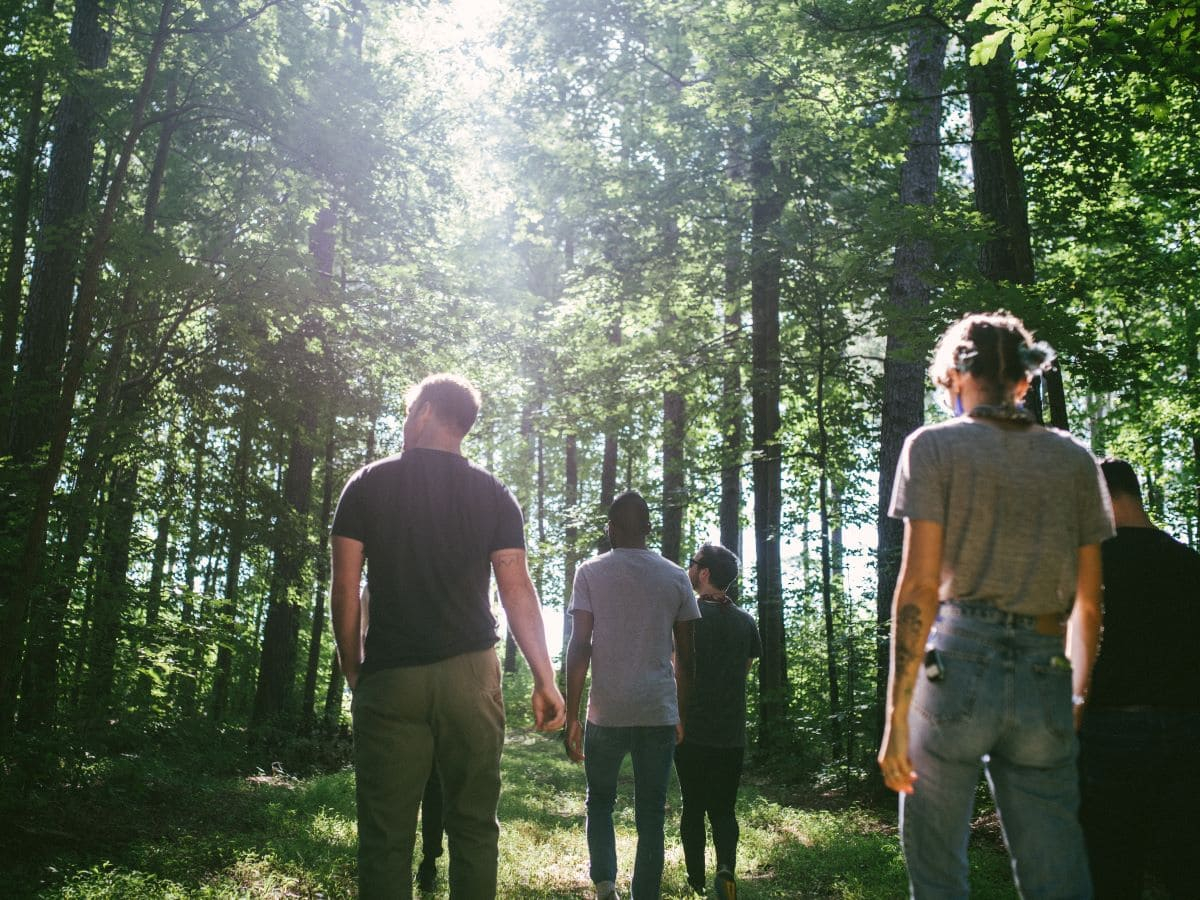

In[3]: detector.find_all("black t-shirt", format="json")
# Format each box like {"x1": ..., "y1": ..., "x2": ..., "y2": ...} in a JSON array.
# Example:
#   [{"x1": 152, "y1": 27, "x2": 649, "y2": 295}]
[
  {"x1": 331, "y1": 448, "x2": 525, "y2": 673},
  {"x1": 683, "y1": 600, "x2": 762, "y2": 748},
  {"x1": 1089, "y1": 527, "x2": 1200, "y2": 709}
]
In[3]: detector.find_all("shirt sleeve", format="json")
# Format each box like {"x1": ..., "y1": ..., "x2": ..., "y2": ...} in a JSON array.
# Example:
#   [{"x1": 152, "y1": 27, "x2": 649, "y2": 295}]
[
  {"x1": 568, "y1": 564, "x2": 591, "y2": 615},
  {"x1": 1077, "y1": 450, "x2": 1116, "y2": 547},
  {"x1": 330, "y1": 470, "x2": 368, "y2": 543},
  {"x1": 889, "y1": 427, "x2": 947, "y2": 524},
  {"x1": 747, "y1": 614, "x2": 762, "y2": 660},
  {"x1": 677, "y1": 574, "x2": 701, "y2": 622},
  {"x1": 489, "y1": 483, "x2": 527, "y2": 553}
]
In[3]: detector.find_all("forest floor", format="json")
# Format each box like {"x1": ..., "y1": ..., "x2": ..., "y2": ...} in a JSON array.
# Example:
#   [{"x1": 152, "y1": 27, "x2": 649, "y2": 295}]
[{"x1": 0, "y1": 722, "x2": 1022, "y2": 899}]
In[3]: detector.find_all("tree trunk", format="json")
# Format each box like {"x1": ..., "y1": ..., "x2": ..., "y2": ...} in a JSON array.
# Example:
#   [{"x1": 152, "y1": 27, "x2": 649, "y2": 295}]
[
  {"x1": 661, "y1": 390, "x2": 686, "y2": 564},
  {"x1": 748, "y1": 107, "x2": 787, "y2": 749},
  {"x1": 815, "y1": 322, "x2": 840, "y2": 757},
  {"x1": 134, "y1": 462, "x2": 175, "y2": 709},
  {"x1": 79, "y1": 464, "x2": 138, "y2": 726},
  {"x1": 560, "y1": 435, "x2": 578, "y2": 684},
  {"x1": 966, "y1": 32, "x2": 1069, "y2": 429},
  {"x1": 720, "y1": 128, "x2": 746, "y2": 564},
  {"x1": 876, "y1": 21, "x2": 949, "y2": 756},
  {"x1": 300, "y1": 434, "x2": 336, "y2": 732},
  {"x1": 0, "y1": 0, "x2": 57, "y2": 401},
  {"x1": 0, "y1": 0, "x2": 113, "y2": 740},
  {"x1": 210, "y1": 410, "x2": 253, "y2": 722}
]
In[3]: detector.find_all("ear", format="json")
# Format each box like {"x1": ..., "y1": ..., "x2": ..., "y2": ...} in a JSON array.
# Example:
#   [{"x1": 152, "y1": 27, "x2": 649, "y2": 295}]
[{"x1": 1013, "y1": 376, "x2": 1031, "y2": 404}]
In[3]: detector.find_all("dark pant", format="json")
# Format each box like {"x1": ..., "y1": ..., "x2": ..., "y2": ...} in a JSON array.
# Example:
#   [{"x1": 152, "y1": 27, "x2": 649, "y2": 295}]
[
  {"x1": 674, "y1": 741, "x2": 745, "y2": 885},
  {"x1": 352, "y1": 650, "x2": 505, "y2": 900},
  {"x1": 422, "y1": 764, "x2": 444, "y2": 861},
  {"x1": 1079, "y1": 707, "x2": 1200, "y2": 899}
]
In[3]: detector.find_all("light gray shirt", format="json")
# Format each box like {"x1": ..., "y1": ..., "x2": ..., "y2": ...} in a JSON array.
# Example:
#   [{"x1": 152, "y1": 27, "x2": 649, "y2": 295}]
[
  {"x1": 569, "y1": 548, "x2": 701, "y2": 727},
  {"x1": 890, "y1": 418, "x2": 1114, "y2": 616}
]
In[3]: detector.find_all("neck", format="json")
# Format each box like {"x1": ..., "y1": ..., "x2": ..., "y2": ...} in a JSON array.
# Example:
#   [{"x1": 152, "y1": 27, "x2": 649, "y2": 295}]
[
  {"x1": 1111, "y1": 494, "x2": 1155, "y2": 529},
  {"x1": 406, "y1": 430, "x2": 463, "y2": 455},
  {"x1": 610, "y1": 538, "x2": 647, "y2": 550}
]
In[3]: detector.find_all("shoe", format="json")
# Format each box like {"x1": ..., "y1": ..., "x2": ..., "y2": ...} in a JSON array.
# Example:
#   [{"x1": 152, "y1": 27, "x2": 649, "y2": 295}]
[
  {"x1": 595, "y1": 880, "x2": 621, "y2": 900},
  {"x1": 714, "y1": 868, "x2": 737, "y2": 900},
  {"x1": 416, "y1": 857, "x2": 437, "y2": 892}
]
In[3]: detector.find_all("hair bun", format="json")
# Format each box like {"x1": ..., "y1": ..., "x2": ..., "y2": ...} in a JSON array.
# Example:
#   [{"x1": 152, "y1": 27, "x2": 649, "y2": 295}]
[{"x1": 1017, "y1": 340, "x2": 1055, "y2": 374}]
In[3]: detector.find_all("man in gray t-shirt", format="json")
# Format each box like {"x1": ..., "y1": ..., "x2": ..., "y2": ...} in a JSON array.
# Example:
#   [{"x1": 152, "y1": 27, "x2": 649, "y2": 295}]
[{"x1": 565, "y1": 491, "x2": 700, "y2": 900}]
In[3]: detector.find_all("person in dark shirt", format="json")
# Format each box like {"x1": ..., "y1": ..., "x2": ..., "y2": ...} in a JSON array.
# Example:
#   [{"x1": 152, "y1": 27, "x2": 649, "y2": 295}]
[
  {"x1": 1079, "y1": 458, "x2": 1200, "y2": 899},
  {"x1": 674, "y1": 543, "x2": 761, "y2": 900},
  {"x1": 330, "y1": 373, "x2": 565, "y2": 899}
]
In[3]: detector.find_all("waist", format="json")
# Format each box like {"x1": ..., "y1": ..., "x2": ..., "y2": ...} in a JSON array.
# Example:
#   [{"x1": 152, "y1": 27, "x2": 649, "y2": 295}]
[{"x1": 939, "y1": 600, "x2": 1066, "y2": 637}]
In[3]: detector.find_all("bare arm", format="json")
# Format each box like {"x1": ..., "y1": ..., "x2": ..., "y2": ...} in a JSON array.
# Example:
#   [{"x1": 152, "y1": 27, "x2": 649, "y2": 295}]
[
  {"x1": 878, "y1": 518, "x2": 944, "y2": 795},
  {"x1": 1067, "y1": 543, "x2": 1103, "y2": 730},
  {"x1": 673, "y1": 619, "x2": 696, "y2": 745},
  {"x1": 491, "y1": 548, "x2": 566, "y2": 732},
  {"x1": 330, "y1": 535, "x2": 365, "y2": 690},
  {"x1": 564, "y1": 608, "x2": 594, "y2": 762}
]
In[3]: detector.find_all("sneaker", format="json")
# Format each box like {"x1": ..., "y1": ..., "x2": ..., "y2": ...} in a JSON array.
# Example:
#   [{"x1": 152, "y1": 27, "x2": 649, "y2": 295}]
[
  {"x1": 714, "y1": 868, "x2": 737, "y2": 900},
  {"x1": 595, "y1": 880, "x2": 621, "y2": 900},
  {"x1": 416, "y1": 857, "x2": 437, "y2": 892}
]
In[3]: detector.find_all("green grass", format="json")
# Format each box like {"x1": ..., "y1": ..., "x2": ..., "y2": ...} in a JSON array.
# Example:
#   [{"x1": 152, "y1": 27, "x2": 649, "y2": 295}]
[{"x1": 2, "y1": 675, "x2": 1020, "y2": 898}]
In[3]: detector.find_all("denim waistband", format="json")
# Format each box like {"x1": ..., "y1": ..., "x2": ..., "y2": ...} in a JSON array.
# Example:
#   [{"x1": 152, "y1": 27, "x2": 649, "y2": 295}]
[{"x1": 938, "y1": 600, "x2": 1065, "y2": 635}]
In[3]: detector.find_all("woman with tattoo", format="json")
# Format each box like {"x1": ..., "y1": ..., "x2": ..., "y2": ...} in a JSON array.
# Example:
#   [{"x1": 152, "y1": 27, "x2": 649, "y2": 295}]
[{"x1": 878, "y1": 312, "x2": 1113, "y2": 898}]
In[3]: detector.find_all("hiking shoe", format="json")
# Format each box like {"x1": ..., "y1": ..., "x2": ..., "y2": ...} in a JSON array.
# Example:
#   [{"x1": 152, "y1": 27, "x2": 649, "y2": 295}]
[
  {"x1": 714, "y1": 868, "x2": 737, "y2": 900},
  {"x1": 595, "y1": 880, "x2": 621, "y2": 900},
  {"x1": 416, "y1": 857, "x2": 437, "y2": 892}
]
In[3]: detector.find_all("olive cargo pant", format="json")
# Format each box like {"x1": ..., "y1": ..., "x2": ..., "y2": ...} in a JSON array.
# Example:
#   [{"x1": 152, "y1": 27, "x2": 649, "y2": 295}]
[{"x1": 352, "y1": 649, "x2": 505, "y2": 899}]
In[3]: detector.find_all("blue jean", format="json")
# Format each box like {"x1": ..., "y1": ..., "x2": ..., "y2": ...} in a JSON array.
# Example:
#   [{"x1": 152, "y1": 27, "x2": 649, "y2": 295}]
[
  {"x1": 900, "y1": 603, "x2": 1092, "y2": 900},
  {"x1": 584, "y1": 722, "x2": 677, "y2": 899},
  {"x1": 1079, "y1": 707, "x2": 1200, "y2": 899}
]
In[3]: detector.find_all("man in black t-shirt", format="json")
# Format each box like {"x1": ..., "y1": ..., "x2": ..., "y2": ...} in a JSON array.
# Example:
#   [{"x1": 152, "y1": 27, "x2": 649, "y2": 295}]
[
  {"x1": 330, "y1": 374, "x2": 564, "y2": 900},
  {"x1": 675, "y1": 543, "x2": 761, "y2": 899},
  {"x1": 1078, "y1": 458, "x2": 1200, "y2": 899}
]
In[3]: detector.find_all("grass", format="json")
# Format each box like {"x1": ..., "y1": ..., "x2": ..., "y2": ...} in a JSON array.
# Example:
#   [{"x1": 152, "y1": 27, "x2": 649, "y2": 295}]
[{"x1": 1, "y1": 674, "x2": 1021, "y2": 898}]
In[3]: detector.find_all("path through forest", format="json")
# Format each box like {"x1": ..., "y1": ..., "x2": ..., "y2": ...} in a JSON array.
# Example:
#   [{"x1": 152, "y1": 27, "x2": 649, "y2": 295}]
[{"x1": 3, "y1": 725, "x2": 1021, "y2": 898}]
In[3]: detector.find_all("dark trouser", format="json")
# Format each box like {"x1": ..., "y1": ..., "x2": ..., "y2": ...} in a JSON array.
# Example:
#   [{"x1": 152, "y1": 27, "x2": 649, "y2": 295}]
[
  {"x1": 422, "y1": 764, "x2": 444, "y2": 862},
  {"x1": 1079, "y1": 707, "x2": 1200, "y2": 900},
  {"x1": 351, "y1": 649, "x2": 505, "y2": 900},
  {"x1": 674, "y1": 741, "x2": 745, "y2": 885}
]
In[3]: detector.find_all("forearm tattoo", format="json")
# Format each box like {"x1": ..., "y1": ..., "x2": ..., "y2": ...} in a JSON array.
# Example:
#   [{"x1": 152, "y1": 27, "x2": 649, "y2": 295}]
[{"x1": 894, "y1": 604, "x2": 923, "y2": 701}]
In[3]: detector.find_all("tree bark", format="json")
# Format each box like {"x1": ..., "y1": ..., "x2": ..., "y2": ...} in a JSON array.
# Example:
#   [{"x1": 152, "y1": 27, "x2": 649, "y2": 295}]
[
  {"x1": 560, "y1": 434, "x2": 578, "y2": 683},
  {"x1": 748, "y1": 106, "x2": 787, "y2": 749},
  {"x1": 876, "y1": 20, "x2": 949, "y2": 756},
  {"x1": 300, "y1": 433, "x2": 336, "y2": 732},
  {"x1": 661, "y1": 389, "x2": 686, "y2": 564}
]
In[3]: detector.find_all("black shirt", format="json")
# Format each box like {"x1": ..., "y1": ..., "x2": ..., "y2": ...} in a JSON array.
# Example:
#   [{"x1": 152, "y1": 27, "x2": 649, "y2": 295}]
[
  {"x1": 331, "y1": 448, "x2": 525, "y2": 673},
  {"x1": 683, "y1": 600, "x2": 762, "y2": 748},
  {"x1": 1089, "y1": 527, "x2": 1200, "y2": 709}
]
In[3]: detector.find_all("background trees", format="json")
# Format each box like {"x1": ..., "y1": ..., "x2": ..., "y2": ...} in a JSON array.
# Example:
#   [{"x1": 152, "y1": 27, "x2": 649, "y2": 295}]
[{"x1": 0, "y1": 0, "x2": 1193, "y2": 784}]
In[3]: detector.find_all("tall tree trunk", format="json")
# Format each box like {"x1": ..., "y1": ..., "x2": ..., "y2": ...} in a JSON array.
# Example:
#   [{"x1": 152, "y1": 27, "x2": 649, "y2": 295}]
[
  {"x1": 1, "y1": 0, "x2": 176, "y2": 742},
  {"x1": 79, "y1": 464, "x2": 138, "y2": 726},
  {"x1": 0, "y1": 0, "x2": 57, "y2": 402},
  {"x1": 815, "y1": 321, "x2": 840, "y2": 757},
  {"x1": 0, "y1": 0, "x2": 113, "y2": 739},
  {"x1": 173, "y1": 428, "x2": 207, "y2": 714},
  {"x1": 134, "y1": 461, "x2": 175, "y2": 709},
  {"x1": 560, "y1": 435, "x2": 578, "y2": 684},
  {"x1": 966, "y1": 33, "x2": 1068, "y2": 429},
  {"x1": 301, "y1": 434, "x2": 336, "y2": 732},
  {"x1": 720, "y1": 128, "x2": 746, "y2": 564},
  {"x1": 876, "y1": 21, "x2": 949, "y2": 758},
  {"x1": 748, "y1": 107, "x2": 787, "y2": 749},
  {"x1": 210, "y1": 410, "x2": 253, "y2": 722},
  {"x1": 251, "y1": 408, "x2": 317, "y2": 730},
  {"x1": 661, "y1": 390, "x2": 686, "y2": 564}
]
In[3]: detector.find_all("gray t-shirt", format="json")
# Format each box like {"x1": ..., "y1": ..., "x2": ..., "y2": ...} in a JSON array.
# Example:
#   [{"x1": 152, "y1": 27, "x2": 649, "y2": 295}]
[
  {"x1": 569, "y1": 548, "x2": 701, "y2": 727},
  {"x1": 889, "y1": 418, "x2": 1114, "y2": 615}
]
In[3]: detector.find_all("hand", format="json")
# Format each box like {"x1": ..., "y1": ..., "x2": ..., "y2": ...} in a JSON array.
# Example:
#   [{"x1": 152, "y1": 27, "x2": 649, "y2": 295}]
[
  {"x1": 531, "y1": 682, "x2": 566, "y2": 732},
  {"x1": 675, "y1": 722, "x2": 684, "y2": 745},
  {"x1": 565, "y1": 719, "x2": 585, "y2": 762},
  {"x1": 878, "y1": 718, "x2": 917, "y2": 795}
]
